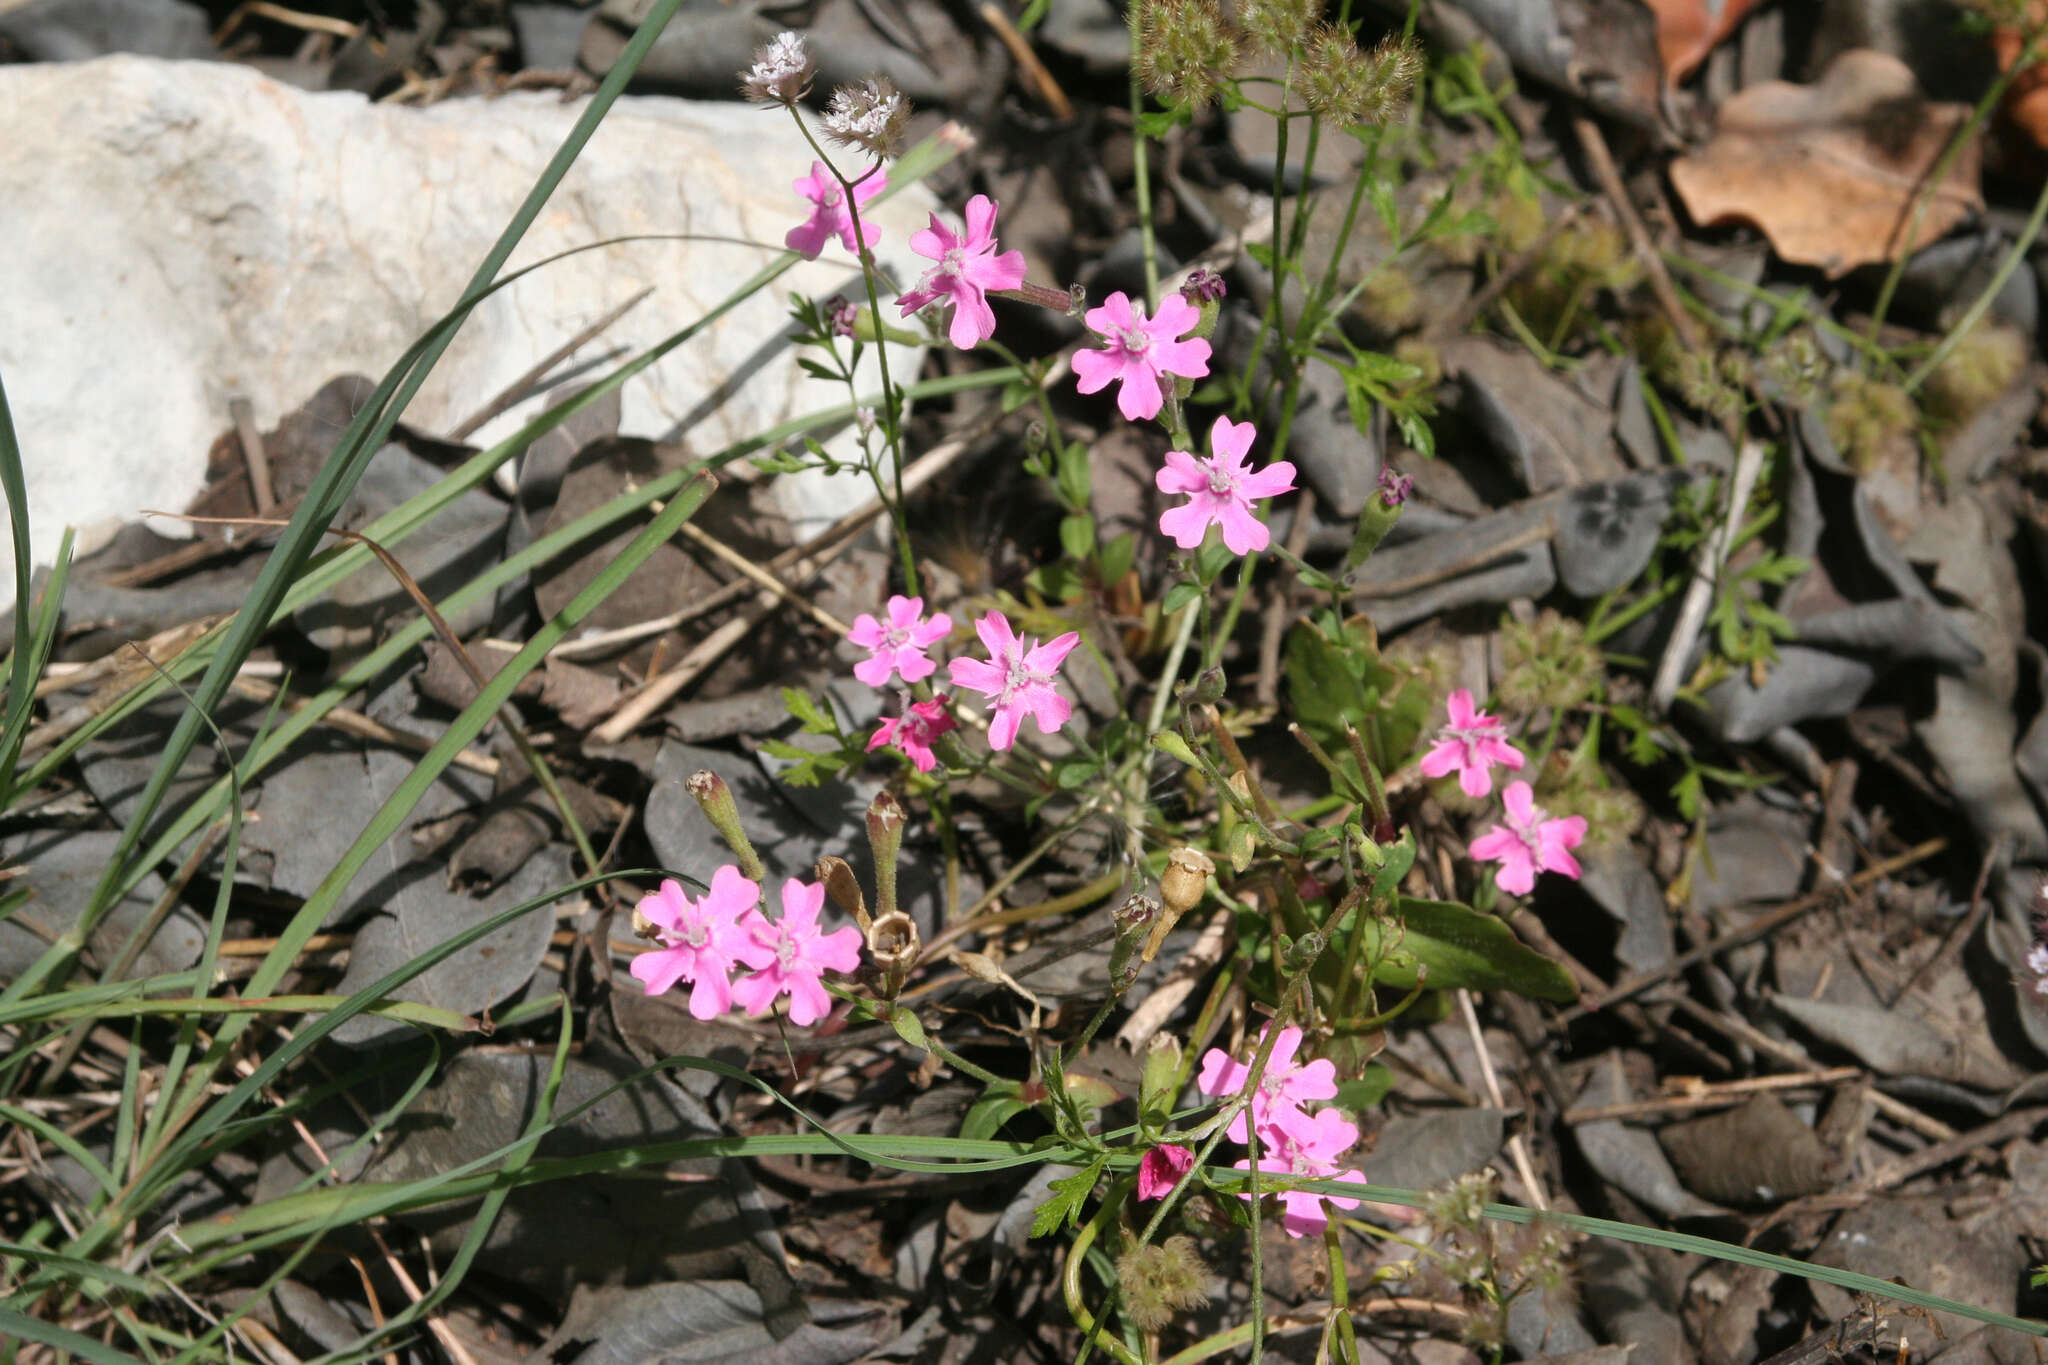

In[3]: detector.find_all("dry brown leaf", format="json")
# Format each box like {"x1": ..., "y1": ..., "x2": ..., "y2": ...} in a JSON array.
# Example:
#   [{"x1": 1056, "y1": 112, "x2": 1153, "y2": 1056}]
[
  {"x1": 1642, "y1": 0, "x2": 1762, "y2": 85},
  {"x1": 1994, "y1": 6, "x2": 2048, "y2": 153},
  {"x1": 1669, "y1": 50, "x2": 1983, "y2": 277}
]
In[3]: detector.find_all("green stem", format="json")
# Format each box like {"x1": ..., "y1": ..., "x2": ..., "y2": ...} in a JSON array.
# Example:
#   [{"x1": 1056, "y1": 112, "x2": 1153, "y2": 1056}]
[
  {"x1": 1131, "y1": 49, "x2": 1160, "y2": 309},
  {"x1": 1903, "y1": 162, "x2": 2048, "y2": 393},
  {"x1": 793, "y1": 122, "x2": 920, "y2": 597}
]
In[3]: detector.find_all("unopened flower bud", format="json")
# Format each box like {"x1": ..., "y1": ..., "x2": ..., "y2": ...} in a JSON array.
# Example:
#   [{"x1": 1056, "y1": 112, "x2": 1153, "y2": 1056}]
[
  {"x1": 739, "y1": 30, "x2": 814, "y2": 106},
  {"x1": 1108, "y1": 893, "x2": 1161, "y2": 993},
  {"x1": 686, "y1": 770, "x2": 764, "y2": 881},
  {"x1": 1345, "y1": 469, "x2": 1409, "y2": 569},
  {"x1": 866, "y1": 790, "x2": 905, "y2": 920},
  {"x1": 1282, "y1": 930, "x2": 1325, "y2": 974},
  {"x1": 815, "y1": 854, "x2": 869, "y2": 930},
  {"x1": 1180, "y1": 268, "x2": 1226, "y2": 305},
  {"x1": 824, "y1": 294, "x2": 858, "y2": 337}
]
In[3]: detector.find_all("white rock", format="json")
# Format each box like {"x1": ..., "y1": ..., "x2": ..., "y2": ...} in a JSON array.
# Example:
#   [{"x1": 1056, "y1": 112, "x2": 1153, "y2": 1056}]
[{"x1": 0, "y1": 55, "x2": 935, "y2": 609}]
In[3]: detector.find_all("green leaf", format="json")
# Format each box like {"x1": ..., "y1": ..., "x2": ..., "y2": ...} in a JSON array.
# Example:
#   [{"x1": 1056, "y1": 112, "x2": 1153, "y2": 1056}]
[
  {"x1": 1195, "y1": 538, "x2": 1237, "y2": 583},
  {"x1": 1097, "y1": 532, "x2": 1136, "y2": 586},
  {"x1": 750, "y1": 450, "x2": 811, "y2": 475},
  {"x1": 1031, "y1": 1156, "x2": 1107, "y2": 1237},
  {"x1": 1056, "y1": 758, "x2": 1099, "y2": 789},
  {"x1": 961, "y1": 1085, "x2": 1030, "y2": 1142},
  {"x1": 781, "y1": 687, "x2": 836, "y2": 735},
  {"x1": 1151, "y1": 730, "x2": 1200, "y2": 766},
  {"x1": 1332, "y1": 1063, "x2": 1395, "y2": 1112},
  {"x1": 1361, "y1": 898, "x2": 1579, "y2": 1003},
  {"x1": 1161, "y1": 581, "x2": 1202, "y2": 616},
  {"x1": 1369, "y1": 178, "x2": 1400, "y2": 239},
  {"x1": 890, "y1": 1008, "x2": 930, "y2": 1052},
  {"x1": 1060, "y1": 513, "x2": 1095, "y2": 561}
]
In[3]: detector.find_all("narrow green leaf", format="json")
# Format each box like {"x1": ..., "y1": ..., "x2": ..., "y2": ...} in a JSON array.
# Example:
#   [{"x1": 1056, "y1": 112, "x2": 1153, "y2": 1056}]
[{"x1": 1361, "y1": 897, "x2": 1579, "y2": 1003}]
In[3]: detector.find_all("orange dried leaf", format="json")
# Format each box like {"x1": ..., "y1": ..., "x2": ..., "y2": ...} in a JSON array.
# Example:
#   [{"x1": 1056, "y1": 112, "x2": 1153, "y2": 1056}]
[
  {"x1": 1669, "y1": 50, "x2": 1983, "y2": 277},
  {"x1": 1643, "y1": 0, "x2": 1763, "y2": 85}
]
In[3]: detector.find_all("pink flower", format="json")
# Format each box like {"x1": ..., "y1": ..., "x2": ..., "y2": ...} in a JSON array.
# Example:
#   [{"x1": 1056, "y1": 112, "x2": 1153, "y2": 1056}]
[
  {"x1": 1137, "y1": 1143, "x2": 1196, "y2": 1201},
  {"x1": 847, "y1": 595, "x2": 952, "y2": 687},
  {"x1": 868, "y1": 696, "x2": 957, "y2": 772},
  {"x1": 1417, "y1": 689, "x2": 1525, "y2": 798},
  {"x1": 1155, "y1": 416, "x2": 1297, "y2": 555},
  {"x1": 1072, "y1": 291, "x2": 1212, "y2": 423},
  {"x1": 1195, "y1": 1024, "x2": 1338, "y2": 1145},
  {"x1": 1233, "y1": 1107, "x2": 1365, "y2": 1239},
  {"x1": 2027, "y1": 943, "x2": 2048, "y2": 998},
  {"x1": 786, "y1": 162, "x2": 886, "y2": 260},
  {"x1": 729, "y1": 877, "x2": 865, "y2": 1026},
  {"x1": 895, "y1": 194, "x2": 1027, "y2": 350},
  {"x1": 1469, "y1": 781, "x2": 1587, "y2": 896},
  {"x1": 945, "y1": 611, "x2": 1080, "y2": 751},
  {"x1": 631, "y1": 866, "x2": 773, "y2": 1020}
]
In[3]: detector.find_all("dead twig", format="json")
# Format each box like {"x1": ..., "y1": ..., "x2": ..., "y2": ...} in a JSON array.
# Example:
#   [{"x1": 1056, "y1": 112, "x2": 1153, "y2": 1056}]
[
  {"x1": 977, "y1": 1, "x2": 1072, "y2": 120},
  {"x1": 229, "y1": 397, "x2": 276, "y2": 514},
  {"x1": 1571, "y1": 113, "x2": 1703, "y2": 351},
  {"x1": 1650, "y1": 437, "x2": 1764, "y2": 712},
  {"x1": 1562, "y1": 1066, "x2": 1864, "y2": 1125}
]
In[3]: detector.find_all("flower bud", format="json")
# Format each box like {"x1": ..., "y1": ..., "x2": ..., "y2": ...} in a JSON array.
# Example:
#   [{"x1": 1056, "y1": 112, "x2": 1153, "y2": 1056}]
[
  {"x1": 1139, "y1": 1033, "x2": 1182, "y2": 1128},
  {"x1": 815, "y1": 854, "x2": 869, "y2": 930},
  {"x1": 1108, "y1": 893, "x2": 1161, "y2": 993},
  {"x1": 824, "y1": 294, "x2": 858, "y2": 337},
  {"x1": 866, "y1": 790, "x2": 905, "y2": 921},
  {"x1": 1282, "y1": 930, "x2": 1325, "y2": 974},
  {"x1": 686, "y1": 770, "x2": 764, "y2": 881},
  {"x1": 1345, "y1": 467, "x2": 1410, "y2": 570}
]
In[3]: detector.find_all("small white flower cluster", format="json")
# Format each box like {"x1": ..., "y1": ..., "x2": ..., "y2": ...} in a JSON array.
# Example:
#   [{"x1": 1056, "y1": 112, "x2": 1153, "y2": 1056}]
[
  {"x1": 741, "y1": 30, "x2": 814, "y2": 106},
  {"x1": 823, "y1": 77, "x2": 910, "y2": 158}
]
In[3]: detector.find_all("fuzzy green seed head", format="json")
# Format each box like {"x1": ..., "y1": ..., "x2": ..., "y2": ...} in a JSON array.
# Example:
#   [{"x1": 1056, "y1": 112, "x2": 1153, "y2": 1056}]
[
  {"x1": 1826, "y1": 370, "x2": 1917, "y2": 474},
  {"x1": 1496, "y1": 609, "x2": 1603, "y2": 715},
  {"x1": 1117, "y1": 1235, "x2": 1211, "y2": 1332},
  {"x1": 1759, "y1": 329, "x2": 1827, "y2": 408},
  {"x1": 1393, "y1": 336, "x2": 1443, "y2": 393},
  {"x1": 1133, "y1": 0, "x2": 1242, "y2": 109},
  {"x1": 1536, "y1": 779, "x2": 1644, "y2": 848},
  {"x1": 1924, "y1": 321, "x2": 2028, "y2": 425},
  {"x1": 1491, "y1": 189, "x2": 1547, "y2": 255},
  {"x1": 1299, "y1": 29, "x2": 1422, "y2": 126},
  {"x1": 1356, "y1": 265, "x2": 1421, "y2": 334},
  {"x1": 1237, "y1": 0, "x2": 1315, "y2": 55}
]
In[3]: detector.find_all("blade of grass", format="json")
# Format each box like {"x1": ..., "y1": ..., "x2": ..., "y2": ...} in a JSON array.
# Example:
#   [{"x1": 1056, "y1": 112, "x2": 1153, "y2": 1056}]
[
  {"x1": 0, "y1": 1308, "x2": 149, "y2": 1365},
  {"x1": 16, "y1": 0, "x2": 704, "y2": 1011},
  {"x1": 109, "y1": 473, "x2": 716, "y2": 1242},
  {"x1": 0, "y1": 372, "x2": 37, "y2": 809}
]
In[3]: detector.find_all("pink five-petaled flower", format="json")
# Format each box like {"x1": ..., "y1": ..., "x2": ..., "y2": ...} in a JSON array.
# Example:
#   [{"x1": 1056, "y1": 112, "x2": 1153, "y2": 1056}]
[
  {"x1": 847, "y1": 595, "x2": 952, "y2": 687},
  {"x1": 946, "y1": 611, "x2": 1079, "y2": 751},
  {"x1": 631, "y1": 865, "x2": 772, "y2": 1020},
  {"x1": 1417, "y1": 688, "x2": 1525, "y2": 798},
  {"x1": 1195, "y1": 1024, "x2": 1339, "y2": 1146},
  {"x1": 868, "y1": 696, "x2": 957, "y2": 773},
  {"x1": 1072, "y1": 291, "x2": 1212, "y2": 423},
  {"x1": 1469, "y1": 780, "x2": 1588, "y2": 896},
  {"x1": 1156, "y1": 416, "x2": 1297, "y2": 556},
  {"x1": 1137, "y1": 1143, "x2": 1197, "y2": 1201},
  {"x1": 785, "y1": 162, "x2": 886, "y2": 260},
  {"x1": 729, "y1": 877, "x2": 864, "y2": 1027},
  {"x1": 1233, "y1": 1107, "x2": 1365, "y2": 1240},
  {"x1": 895, "y1": 194, "x2": 1027, "y2": 350}
]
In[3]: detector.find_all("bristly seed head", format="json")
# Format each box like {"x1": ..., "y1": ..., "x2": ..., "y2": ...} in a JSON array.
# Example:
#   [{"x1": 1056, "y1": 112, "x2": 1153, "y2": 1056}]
[
  {"x1": 740, "y1": 30, "x2": 814, "y2": 106},
  {"x1": 1237, "y1": 0, "x2": 1315, "y2": 54},
  {"x1": 1132, "y1": 0, "x2": 1241, "y2": 110},
  {"x1": 1299, "y1": 28, "x2": 1422, "y2": 127},
  {"x1": 823, "y1": 77, "x2": 911, "y2": 159}
]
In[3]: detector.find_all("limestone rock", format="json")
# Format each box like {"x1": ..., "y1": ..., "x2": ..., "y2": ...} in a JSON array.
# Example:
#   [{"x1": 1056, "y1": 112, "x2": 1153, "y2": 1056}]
[{"x1": 0, "y1": 55, "x2": 934, "y2": 607}]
